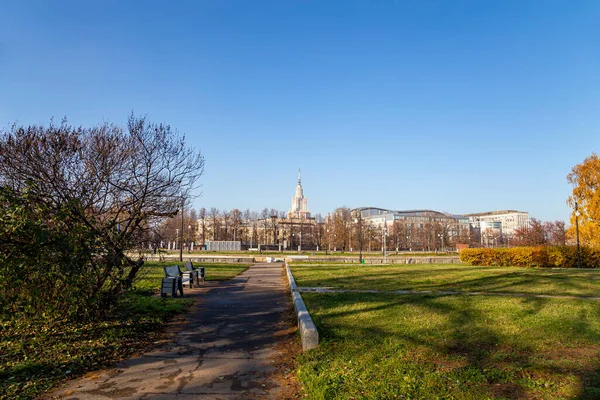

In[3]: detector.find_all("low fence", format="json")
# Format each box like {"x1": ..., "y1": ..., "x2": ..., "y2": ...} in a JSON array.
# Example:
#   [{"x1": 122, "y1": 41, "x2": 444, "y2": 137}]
[
  {"x1": 206, "y1": 241, "x2": 241, "y2": 251},
  {"x1": 191, "y1": 257, "x2": 255, "y2": 263}
]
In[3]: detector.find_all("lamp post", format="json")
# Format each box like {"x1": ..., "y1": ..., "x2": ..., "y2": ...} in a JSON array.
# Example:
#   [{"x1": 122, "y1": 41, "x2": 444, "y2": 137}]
[
  {"x1": 354, "y1": 216, "x2": 363, "y2": 264},
  {"x1": 575, "y1": 201, "x2": 582, "y2": 269},
  {"x1": 179, "y1": 198, "x2": 184, "y2": 262}
]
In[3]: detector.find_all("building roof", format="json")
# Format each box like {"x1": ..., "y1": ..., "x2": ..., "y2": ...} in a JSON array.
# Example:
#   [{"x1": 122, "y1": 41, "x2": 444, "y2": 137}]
[
  {"x1": 464, "y1": 210, "x2": 526, "y2": 217},
  {"x1": 352, "y1": 207, "x2": 451, "y2": 219}
]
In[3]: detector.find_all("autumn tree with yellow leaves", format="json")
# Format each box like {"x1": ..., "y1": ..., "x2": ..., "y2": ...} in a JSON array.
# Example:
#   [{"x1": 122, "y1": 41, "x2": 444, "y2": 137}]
[{"x1": 567, "y1": 153, "x2": 600, "y2": 247}]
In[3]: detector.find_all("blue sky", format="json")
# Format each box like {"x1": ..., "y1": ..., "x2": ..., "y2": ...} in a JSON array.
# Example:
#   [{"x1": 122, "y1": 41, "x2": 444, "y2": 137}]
[{"x1": 1, "y1": 1, "x2": 598, "y2": 222}]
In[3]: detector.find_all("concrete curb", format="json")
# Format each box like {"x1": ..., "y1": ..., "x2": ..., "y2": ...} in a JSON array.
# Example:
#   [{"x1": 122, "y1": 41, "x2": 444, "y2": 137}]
[{"x1": 285, "y1": 262, "x2": 319, "y2": 351}]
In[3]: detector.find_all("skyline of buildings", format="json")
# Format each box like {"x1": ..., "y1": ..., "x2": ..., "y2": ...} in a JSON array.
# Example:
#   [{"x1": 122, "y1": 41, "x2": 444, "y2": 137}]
[
  {"x1": 286, "y1": 171, "x2": 531, "y2": 238},
  {"x1": 179, "y1": 172, "x2": 535, "y2": 251}
]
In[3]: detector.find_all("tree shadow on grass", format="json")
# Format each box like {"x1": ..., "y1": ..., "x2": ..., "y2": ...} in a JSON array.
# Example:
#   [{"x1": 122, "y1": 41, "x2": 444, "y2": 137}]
[
  {"x1": 293, "y1": 264, "x2": 600, "y2": 296},
  {"x1": 302, "y1": 292, "x2": 600, "y2": 399},
  {"x1": 296, "y1": 268, "x2": 600, "y2": 297}
]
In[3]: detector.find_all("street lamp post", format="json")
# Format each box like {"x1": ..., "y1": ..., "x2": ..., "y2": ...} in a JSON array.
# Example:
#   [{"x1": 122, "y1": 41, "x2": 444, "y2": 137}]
[
  {"x1": 575, "y1": 202, "x2": 582, "y2": 269},
  {"x1": 437, "y1": 233, "x2": 444, "y2": 252},
  {"x1": 188, "y1": 224, "x2": 191, "y2": 253},
  {"x1": 354, "y1": 216, "x2": 363, "y2": 264},
  {"x1": 179, "y1": 198, "x2": 184, "y2": 262}
]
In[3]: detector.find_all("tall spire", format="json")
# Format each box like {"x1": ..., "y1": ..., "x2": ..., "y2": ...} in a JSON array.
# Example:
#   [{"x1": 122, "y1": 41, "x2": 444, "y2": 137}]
[{"x1": 289, "y1": 168, "x2": 310, "y2": 219}]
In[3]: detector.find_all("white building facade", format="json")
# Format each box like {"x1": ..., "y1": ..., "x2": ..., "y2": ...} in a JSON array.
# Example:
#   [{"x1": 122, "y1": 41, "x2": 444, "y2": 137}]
[{"x1": 466, "y1": 210, "x2": 529, "y2": 237}]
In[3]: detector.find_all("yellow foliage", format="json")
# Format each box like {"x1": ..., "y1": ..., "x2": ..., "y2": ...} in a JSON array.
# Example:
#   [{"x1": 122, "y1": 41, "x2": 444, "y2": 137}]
[
  {"x1": 567, "y1": 153, "x2": 600, "y2": 248},
  {"x1": 459, "y1": 246, "x2": 600, "y2": 268}
]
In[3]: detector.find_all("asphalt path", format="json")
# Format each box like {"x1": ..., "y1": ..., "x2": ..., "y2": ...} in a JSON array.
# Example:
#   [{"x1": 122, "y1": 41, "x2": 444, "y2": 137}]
[{"x1": 48, "y1": 262, "x2": 295, "y2": 400}]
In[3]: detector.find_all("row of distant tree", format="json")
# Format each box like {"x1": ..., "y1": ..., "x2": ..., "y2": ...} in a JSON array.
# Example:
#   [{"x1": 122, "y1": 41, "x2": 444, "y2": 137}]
[
  {"x1": 511, "y1": 219, "x2": 566, "y2": 247},
  {"x1": 156, "y1": 206, "x2": 569, "y2": 252}
]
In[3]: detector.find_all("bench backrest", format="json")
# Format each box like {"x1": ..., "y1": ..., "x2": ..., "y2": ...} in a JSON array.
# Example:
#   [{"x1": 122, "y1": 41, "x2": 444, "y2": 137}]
[
  {"x1": 184, "y1": 261, "x2": 194, "y2": 271},
  {"x1": 164, "y1": 265, "x2": 182, "y2": 277}
]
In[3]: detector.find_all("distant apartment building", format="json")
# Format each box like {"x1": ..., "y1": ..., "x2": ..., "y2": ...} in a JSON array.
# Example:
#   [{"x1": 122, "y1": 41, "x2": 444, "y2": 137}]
[
  {"x1": 355, "y1": 207, "x2": 463, "y2": 229},
  {"x1": 465, "y1": 210, "x2": 529, "y2": 238},
  {"x1": 352, "y1": 208, "x2": 529, "y2": 249},
  {"x1": 352, "y1": 207, "x2": 471, "y2": 250}
]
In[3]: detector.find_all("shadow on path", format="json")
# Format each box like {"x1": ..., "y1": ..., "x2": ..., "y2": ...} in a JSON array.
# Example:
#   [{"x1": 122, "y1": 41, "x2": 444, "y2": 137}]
[{"x1": 48, "y1": 262, "x2": 300, "y2": 400}]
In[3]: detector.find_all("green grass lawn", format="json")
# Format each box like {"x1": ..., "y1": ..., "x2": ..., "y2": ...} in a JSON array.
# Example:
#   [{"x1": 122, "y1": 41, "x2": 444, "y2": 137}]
[
  {"x1": 293, "y1": 264, "x2": 600, "y2": 399},
  {"x1": 0, "y1": 261, "x2": 250, "y2": 400},
  {"x1": 290, "y1": 263, "x2": 600, "y2": 297},
  {"x1": 299, "y1": 293, "x2": 600, "y2": 399}
]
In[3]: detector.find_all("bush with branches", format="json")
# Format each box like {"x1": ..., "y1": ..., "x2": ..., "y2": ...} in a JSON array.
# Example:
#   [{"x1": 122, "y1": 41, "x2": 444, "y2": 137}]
[{"x1": 0, "y1": 115, "x2": 204, "y2": 320}]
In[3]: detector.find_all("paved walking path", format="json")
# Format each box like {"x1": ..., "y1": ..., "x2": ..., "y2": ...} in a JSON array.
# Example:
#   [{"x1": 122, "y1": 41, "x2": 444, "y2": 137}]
[{"x1": 49, "y1": 262, "x2": 296, "y2": 400}]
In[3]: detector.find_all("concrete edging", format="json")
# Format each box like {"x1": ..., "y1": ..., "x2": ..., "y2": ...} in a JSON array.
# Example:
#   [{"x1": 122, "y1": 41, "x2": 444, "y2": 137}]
[{"x1": 285, "y1": 262, "x2": 319, "y2": 351}]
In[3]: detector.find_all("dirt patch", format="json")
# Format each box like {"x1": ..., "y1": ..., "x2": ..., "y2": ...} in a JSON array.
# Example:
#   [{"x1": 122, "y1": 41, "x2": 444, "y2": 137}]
[
  {"x1": 270, "y1": 306, "x2": 304, "y2": 399},
  {"x1": 544, "y1": 345, "x2": 600, "y2": 364},
  {"x1": 433, "y1": 358, "x2": 469, "y2": 372},
  {"x1": 489, "y1": 383, "x2": 532, "y2": 400}
]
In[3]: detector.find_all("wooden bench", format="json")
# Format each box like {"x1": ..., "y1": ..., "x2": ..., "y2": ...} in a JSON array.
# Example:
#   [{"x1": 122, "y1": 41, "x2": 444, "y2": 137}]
[{"x1": 184, "y1": 261, "x2": 205, "y2": 287}]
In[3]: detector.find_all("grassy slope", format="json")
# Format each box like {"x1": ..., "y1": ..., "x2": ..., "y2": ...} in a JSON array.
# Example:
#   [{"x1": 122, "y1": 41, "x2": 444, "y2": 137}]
[
  {"x1": 0, "y1": 262, "x2": 250, "y2": 400},
  {"x1": 293, "y1": 264, "x2": 600, "y2": 399}
]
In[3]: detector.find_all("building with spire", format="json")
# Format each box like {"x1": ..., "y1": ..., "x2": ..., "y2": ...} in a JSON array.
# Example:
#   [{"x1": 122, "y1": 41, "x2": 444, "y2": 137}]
[{"x1": 288, "y1": 169, "x2": 311, "y2": 220}]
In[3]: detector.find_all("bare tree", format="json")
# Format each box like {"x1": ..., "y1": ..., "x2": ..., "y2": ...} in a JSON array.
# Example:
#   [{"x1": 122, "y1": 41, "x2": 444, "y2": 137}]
[
  {"x1": 242, "y1": 208, "x2": 251, "y2": 245},
  {"x1": 261, "y1": 208, "x2": 270, "y2": 245},
  {"x1": 209, "y1": 208, "x2": 220, "y2": 241},
  {"x1": 331, "y1": 207, "x2": 351, "y2": 251},
  {"x1": 550, "y1": 221, "x2": 567, "y2": 245},
  {"x1": 513, "y1": 218, "x2": 546, "y2": 246},
  {"x1": 0, "y1": 114, "x2": 204, "y2": 317},
  {"x1": 231, "y1": 208, "x2": 242, "y2": 241},
  {"x1": 199, "y1": 207, "x2": 207, "y2": 247},
  {"x1": 222, "y1": 210, "x2": 231, "y2": 241}
]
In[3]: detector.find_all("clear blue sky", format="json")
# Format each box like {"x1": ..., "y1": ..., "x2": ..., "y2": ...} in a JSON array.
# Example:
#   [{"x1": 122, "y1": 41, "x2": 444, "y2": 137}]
[{"x1": 1, "y1": 1, "x2": 598, "y2": 222}]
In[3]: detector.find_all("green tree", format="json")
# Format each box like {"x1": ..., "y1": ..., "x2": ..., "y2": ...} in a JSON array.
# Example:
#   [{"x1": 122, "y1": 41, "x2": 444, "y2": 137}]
[{"x1": 567, "y1": 153, "x2": 600, "y2": 247}]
